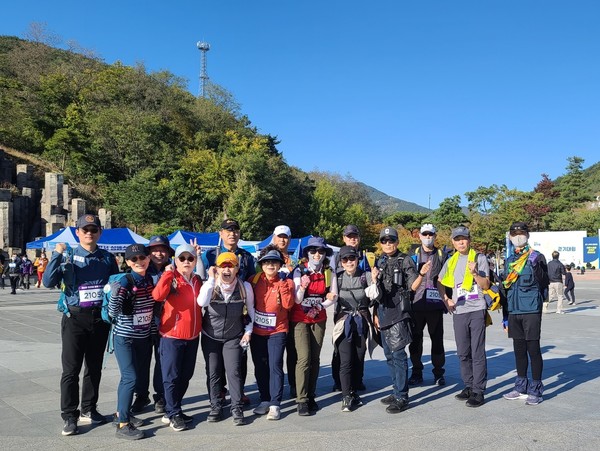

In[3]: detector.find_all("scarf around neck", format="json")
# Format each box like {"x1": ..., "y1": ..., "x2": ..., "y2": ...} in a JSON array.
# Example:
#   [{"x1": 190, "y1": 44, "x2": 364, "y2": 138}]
[{"x1": 441, "y1": 248, "x2": 477, "y2": 291}]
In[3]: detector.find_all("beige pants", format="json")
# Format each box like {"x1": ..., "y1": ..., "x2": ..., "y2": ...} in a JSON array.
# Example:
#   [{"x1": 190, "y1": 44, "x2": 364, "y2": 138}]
[{"x1": 545, "y1": 282, "x2": 565, "y2": 312}]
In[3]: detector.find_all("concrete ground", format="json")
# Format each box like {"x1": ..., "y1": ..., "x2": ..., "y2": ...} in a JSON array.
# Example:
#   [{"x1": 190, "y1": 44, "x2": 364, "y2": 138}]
[{"x1": 1, "y1": 272, "x2": 599, "y2": 450}]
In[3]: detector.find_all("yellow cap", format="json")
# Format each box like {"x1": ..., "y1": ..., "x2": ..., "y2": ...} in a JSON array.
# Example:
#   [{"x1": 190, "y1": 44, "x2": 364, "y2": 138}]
[{"x1": 216, "y1": 252, "x2": 238, "y2": 267}]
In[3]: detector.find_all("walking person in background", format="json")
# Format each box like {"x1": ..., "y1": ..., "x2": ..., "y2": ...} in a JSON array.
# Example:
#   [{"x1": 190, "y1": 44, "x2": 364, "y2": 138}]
[
  {"x1": 545, "y1": 251, "x2": 566, "y2": 314},
  {"x1": 34, "y1": 251, "x2": 49, "y2": 288},
  {"x1": 501, "y1": 222, "x2": 549, "y2": 406},
  {"x1": 564, "y1": 265, "x2": 575, "y2": 305},
  {"x1": 20, "y1": 254, "x2": 34, "y2": 289},
  {"x1": 4, "y1": 252, "x2": 22, "y2": 295}
]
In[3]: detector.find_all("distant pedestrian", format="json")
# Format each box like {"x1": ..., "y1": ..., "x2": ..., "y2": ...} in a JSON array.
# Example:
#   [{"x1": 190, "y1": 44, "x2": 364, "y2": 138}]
[
  {"x1": 3, "y1": 253, "x2": 22, "y2": 295},
  {"x1": 20, "y1": 255, "x2": 34, "y2": 289},
  {"x1": 33, "y1": 252, "x2": 49, "y2": 288},
  {"x1": 545, "y1": 251, "x2": 566, "y2": 314},
  {"x1": 564, "y1": 265, "x2": 575, "y2": 305}
]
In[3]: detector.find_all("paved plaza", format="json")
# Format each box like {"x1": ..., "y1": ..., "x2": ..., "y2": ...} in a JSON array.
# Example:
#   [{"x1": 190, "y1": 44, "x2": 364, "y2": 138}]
[{"x1": 1, "y1": 273, "x2": 599, "y2": 450}]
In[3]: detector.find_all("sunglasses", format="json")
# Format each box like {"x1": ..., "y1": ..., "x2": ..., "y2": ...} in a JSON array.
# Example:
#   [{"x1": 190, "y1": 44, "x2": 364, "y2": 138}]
[
  {"x1": 421, "y1": 232, "x2": 434, "y2": 237},
  {"x1": 341, "y1": 256, "x2": 357, "y2": 262},
  {"x1": 82, "y1": 227, "x2": 99, "y2": 234},
  {"x1": 218, "y1": 262, "x2": 235, "y2": 268},
  {"x1": 129, "y1": 255, "x2": 147, "y2": 263},
  {"x1": 178, "y1": 256, "x2": 195, "y2": 263},
  {"x1": 261, "y1": 259, "x2": 280, "y2": 266},
  {"x1": 380, "y1": 238, "x2": 397, "y2": 244},
  {"x1": 308, "y1": 249, "x2": 326, "y2": 255}
]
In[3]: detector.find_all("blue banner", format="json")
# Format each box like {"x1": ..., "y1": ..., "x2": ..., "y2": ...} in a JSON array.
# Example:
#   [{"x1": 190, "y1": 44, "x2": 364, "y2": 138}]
[{"x1": 583, "y1": 237, "x2": 599, "y2": 263}]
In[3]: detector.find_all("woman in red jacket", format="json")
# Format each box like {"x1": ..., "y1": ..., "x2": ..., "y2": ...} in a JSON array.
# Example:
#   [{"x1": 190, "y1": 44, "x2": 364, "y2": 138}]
[
  {"x1": 291, "y1": 237, "x2": 338, "y2": 416},
  {"x1": 152, "y1": 244, "x2": 202, "y2": 433},
  {"x1": 250, "y1": 246, "x2": 295, "y2": 420}
]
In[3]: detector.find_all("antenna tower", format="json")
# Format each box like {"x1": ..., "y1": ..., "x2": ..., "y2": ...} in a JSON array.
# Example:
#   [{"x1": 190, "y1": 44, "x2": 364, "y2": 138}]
[{"x1": 197, "y1": 41, "x2": 210, "y2": 97}]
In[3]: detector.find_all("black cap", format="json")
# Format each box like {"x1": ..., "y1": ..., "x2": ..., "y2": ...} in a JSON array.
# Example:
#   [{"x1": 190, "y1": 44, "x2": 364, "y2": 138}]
[
  {"x1": 76, "y1": 214, "x2": 101, "y2": 229},
  {"x1": 451, "y1": 226, "x2": 471, "y2": 240},
  {"x1": 339, "y1": 246, "x2": 358, "y2": 260},
  {"x1": 258, "y1": 249, "x2": 285, "y2": 264},
  {"x1": 147, "y1": 235, "x2": 174, "y2": 256},
  {"x1": 221, "y1": 219, "x2": 240, "y2": 230},
  {"x1": 379, "y1": 226, "x2": 399, "y2": 240},
  {"x1": 343, "y1": 225, "x2": 360, "y2": 236},
  {"x1": 124, "y1": 244, "x2": 148, "y2": 260},
  {"x1": 510, "y1": 222, "x2": 529, "y2": 233}
]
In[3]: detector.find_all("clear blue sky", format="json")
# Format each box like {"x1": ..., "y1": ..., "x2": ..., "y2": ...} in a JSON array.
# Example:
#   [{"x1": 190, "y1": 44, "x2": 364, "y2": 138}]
[{"x1": 4, "y1": 1, "x2": 600, "y2": 210}]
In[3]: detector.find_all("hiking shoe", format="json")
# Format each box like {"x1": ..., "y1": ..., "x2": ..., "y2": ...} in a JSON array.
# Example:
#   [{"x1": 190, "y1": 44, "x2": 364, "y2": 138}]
[
  {"x1": 130, "y1": 395, "x2": 151, "y2": 413},
  {"x1": 307, "y1": 398, "x2": 319, "y2": 412},
  {"x1": 79, "y1": 409, "x2": 107, "y2": 425},
  {"x1": 170, "y1": 414, "x2": 187, "y2": 432},
  {"x1": 434, "y1": 377, "x2": 446, "y2": 386},
  {"x1": 181, "y1": 413, "x2": 193, "y2": 424},
  {"x1": 207, "y1": 406, "x2": 223, "y2": 423},
  {"x1": 62, "y1": 417, "x2": 78, "y2": 436},
  {"x1": 297, "y1": 402, "x2": 310, "y2": 416},
  {"x1": 341, "y1": 396, "x2": 353, "y2": 412},
  {"x1": 113, "y1": 413, "x2": 143, "y2": 428},
  {"x1": 503, "y1": 390, "x2": 528, "y2": 401},
  {"x1": 267, "y1": 406, "x2": 281, "y2": 420},
  {"x1": 380, "y1": 394, "x2": 396, "y2": 405},
  {"x1": 408, "y1": 374, "x2": 423, "y2": 385},
  {"x1": 525, "y1": 395, "x2": 543, "y2": 406},
  {"x1": 253, "y1": 401, "x2": 270, "y2": 415},
  {"x1": 455, "y1": 388, "x2": 472, "y2": 400},
  {"x1": 154, "y1": 397, "x2": 166, "y2": 414},
  {"x1": 232, "y1": 407, "x2": 246, "y2": 426},
  {"x1": 115, "y1": 422, "x2": 144, "y2": 440},
  {"x1": 351, "y1": 392, "x2": 363, "y2": 407},
  {"x1": 466, "y1": 392, "x2": 485, "y2": 407},
  {"x1": 386, "y1": 398, "x2": 409, "y2": 414}
]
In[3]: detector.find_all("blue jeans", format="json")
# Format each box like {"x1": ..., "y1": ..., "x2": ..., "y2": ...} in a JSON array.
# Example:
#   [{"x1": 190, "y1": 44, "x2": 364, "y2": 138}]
[
  {"x1": 381, "y1": 328, "x2": 409, "y2": 400},
  {"x1": 250, "y1": 332, "x2": 286, "y2": 406},
  {"x1": 160, "y1": 336, "x2": 200, "y2": 418},
  {"x1": 113, "y1": 334, "x2": 152, "y2": 423}
]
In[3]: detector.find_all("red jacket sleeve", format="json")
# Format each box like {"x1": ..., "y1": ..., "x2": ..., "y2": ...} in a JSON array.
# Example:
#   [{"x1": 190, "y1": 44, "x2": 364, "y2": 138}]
[{"x1": 152, "y1": 270, "x2": 175, "y2": 302}]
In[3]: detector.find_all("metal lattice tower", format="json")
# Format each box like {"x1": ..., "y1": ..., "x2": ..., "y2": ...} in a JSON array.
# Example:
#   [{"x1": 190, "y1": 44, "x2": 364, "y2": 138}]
[{"x1": 197, "y1": 41, "x2": 210, "y2": 97}]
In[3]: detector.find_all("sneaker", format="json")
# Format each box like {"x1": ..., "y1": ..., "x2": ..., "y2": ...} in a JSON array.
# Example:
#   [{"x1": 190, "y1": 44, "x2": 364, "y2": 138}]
[
  {"x1": 466, "y1": 392, "x2": 485, "y2": 407},
  {"x1": 79, "y1": 409, "x2": 107, "y2": 425},
  {"x1": 455, "y1": 387, "x2": 472, "y2": 400},
  {"x1": 207, "y1": 406, "x2": 223, "y2": 423},
  {"x1": 503, "y1": 390, "x2": 528, "y2": 401},
  {"x1": 568, "y1": 301, "x2": 575, "y2": 305},
  {"x1": 307, "y1": 398, "x2": 319, "y2": 412},
  {"x1": 434, "y1": 377, "x2": 446, "y2": 386},
  {"x1": 115, "y1": 422, "x2": 144, "y2": 440},
  {"x1": 408, "y1": 374, "x2": 423, "y2": 386},
  {"x1": 161, "y1": 414, "x2": 171, "y2": 425},
  {"x1": 62, "y1": 417, "x2": 78, "y2": 436},
  {"x1": 380, "y1": 394, "x2": 396, "y2": 405},
  {"x1": 154, "y1": 397, "x2": 166, "y2": 414},
  {"x1": 241, "y1": 394, "x2": 251, "y2": 406},
  {"x1": 556, "y1": 310, "x2": 565, "y2": 314},
  {"x1": 253, "y1": 401, "x2": 271, "y2": 415},
  {"x1": 341, "y1": 395, "x2": 353, "y2": 412},
  {"x1": 170, "y1": 414, "x2": 187, "y2": 432},
  {"x1": 181, "y1": 413, "x2": 193, "y2": 424},
  {"x1": 232, "y1": 407, "x2": 246, "y2": 426},
  {"x1": 130, "y1": 395, "x2": 151, "y2": 414},
  {"x1": 113, "y1": 413, "x2": 143, "y2": 428},
  {"x1": 351, "y1": 392, "x2": 363, "y2": 407},
  {"x1": 267, "y1": 406, "x2": 280, "y2": 420},
  {"x1": 297, "y1": 402, "x2": 310, "y2": 416},
  {"x1": 525, "y1": 395, "x2": 543, "y2": 405},
  {"x1": 386, "y1": 398, "x2": 409, "y2": 414}
]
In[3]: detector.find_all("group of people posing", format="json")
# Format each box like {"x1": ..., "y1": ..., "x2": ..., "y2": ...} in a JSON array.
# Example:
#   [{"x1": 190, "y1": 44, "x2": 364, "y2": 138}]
[{"x1": 44, "y1": 214, "x2": 552, "y2": 441}]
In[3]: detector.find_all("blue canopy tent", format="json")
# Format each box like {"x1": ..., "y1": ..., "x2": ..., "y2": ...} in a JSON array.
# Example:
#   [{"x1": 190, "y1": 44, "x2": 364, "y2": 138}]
[
  {"x1": 168, "y1": 230, "x2": 220, "y2": 250},
  {"x1": 26, "y1": 227, "x2": 79, "y2": 249},
  {"x1": 98, "y1": 228, "x2": 149, "y2": 253}
]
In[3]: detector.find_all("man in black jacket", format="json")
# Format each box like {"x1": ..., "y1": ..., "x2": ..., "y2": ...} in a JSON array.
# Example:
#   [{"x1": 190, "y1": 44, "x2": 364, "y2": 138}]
[{"x1": 545, "y1": 251, "x2": 566, "y2": 314}]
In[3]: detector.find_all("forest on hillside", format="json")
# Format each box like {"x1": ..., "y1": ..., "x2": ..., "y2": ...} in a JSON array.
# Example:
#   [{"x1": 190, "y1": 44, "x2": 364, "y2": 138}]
[{"x1": 1, "y1": 32, "x2": 600, "y2": 253}]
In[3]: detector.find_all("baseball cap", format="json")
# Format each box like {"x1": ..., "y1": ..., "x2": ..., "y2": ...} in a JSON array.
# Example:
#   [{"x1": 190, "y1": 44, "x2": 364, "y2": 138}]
[
  {"x1": 272, "y1": 225, "x2": 291, "y2": 237},
  {"x1": 509, "y1": 222, "x2": 529, "y2": 233},
  {"x1": 174, "y1": 244, "x2": 196, "y2": 259},
  {"x1": 379, "y1": 226, "x2": 399, "y2": 240},
  {"x1": 76, "y1": 214, "x2": 101, "y2": 229},
  {"x1": 343, "y1": 225, "x2": 360, "y2": 236},
  {"x1": 339, "y1": 246, "x2": 358, "y2": 260},
  {"x1": 420, "y1": 224, "x2": 437, "y2": 234},
  {"x1": 216, "y1": 252, "x2": 239, "y2": 267},
  {"x1": 451, "y1": 226, "x2": 471, "y2": 240},
  {"x1": 124, "y1": 243, "x2": 147, "y2": 260},
  {"x1": 221, "y1": 219, "x2": 240, "y2": 230},
  {"x1": 147, "y1": 235, "x2": 174, "y2": 255}
]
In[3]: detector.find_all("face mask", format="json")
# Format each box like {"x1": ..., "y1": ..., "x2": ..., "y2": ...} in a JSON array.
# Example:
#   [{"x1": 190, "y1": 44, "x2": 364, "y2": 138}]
[
  {"x1": 421, "y1": 237, "x2": 434, "y2": 247},
  {"x1": 510, "y1": 235, "x2": 528, "y2": 248}
]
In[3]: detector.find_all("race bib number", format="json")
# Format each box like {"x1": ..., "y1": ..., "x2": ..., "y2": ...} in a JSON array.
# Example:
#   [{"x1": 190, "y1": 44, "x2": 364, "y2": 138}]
[
  {"x1": 456, "y1": 283, "x2": 479, "y2": 302},
  {"x1": 9, "y1": 263, "x2": 16, "y2": 268},
  {"x1": 133, "y1": 307, "x2": 153, "y2": 330},
  {"x1": 301, "y1": 296, "x2": 323, "y2": 308},
  {"x1": 78, "y1": 284, "x2": 103, "y2": 307},
  {"x1": 254, "y1": 310, "x2": 277, "y2": 330},
  {"x1": 425, "y1": 288, "x2": 442, "y2": 302}
]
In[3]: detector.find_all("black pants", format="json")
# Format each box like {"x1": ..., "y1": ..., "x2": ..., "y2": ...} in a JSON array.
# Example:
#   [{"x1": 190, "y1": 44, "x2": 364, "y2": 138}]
[
  {"x1": 408, "y1": 309, "x2": 445, "y2": 378},
  {"x1": 9, "y1": 275, "x2": 19, "y2": 293},
  {"x1": 60, "y1": 309, "x2": 110, "y2": 420},
  {"x1": 564, "y1": 287, "x2": 575, "y2": 304},
  {"x1": 337, "y1": 330, "x2": 367, "y2": 397},
  {"x1": 201, "y1": 334, "x2": 243, "y2": 409}
]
